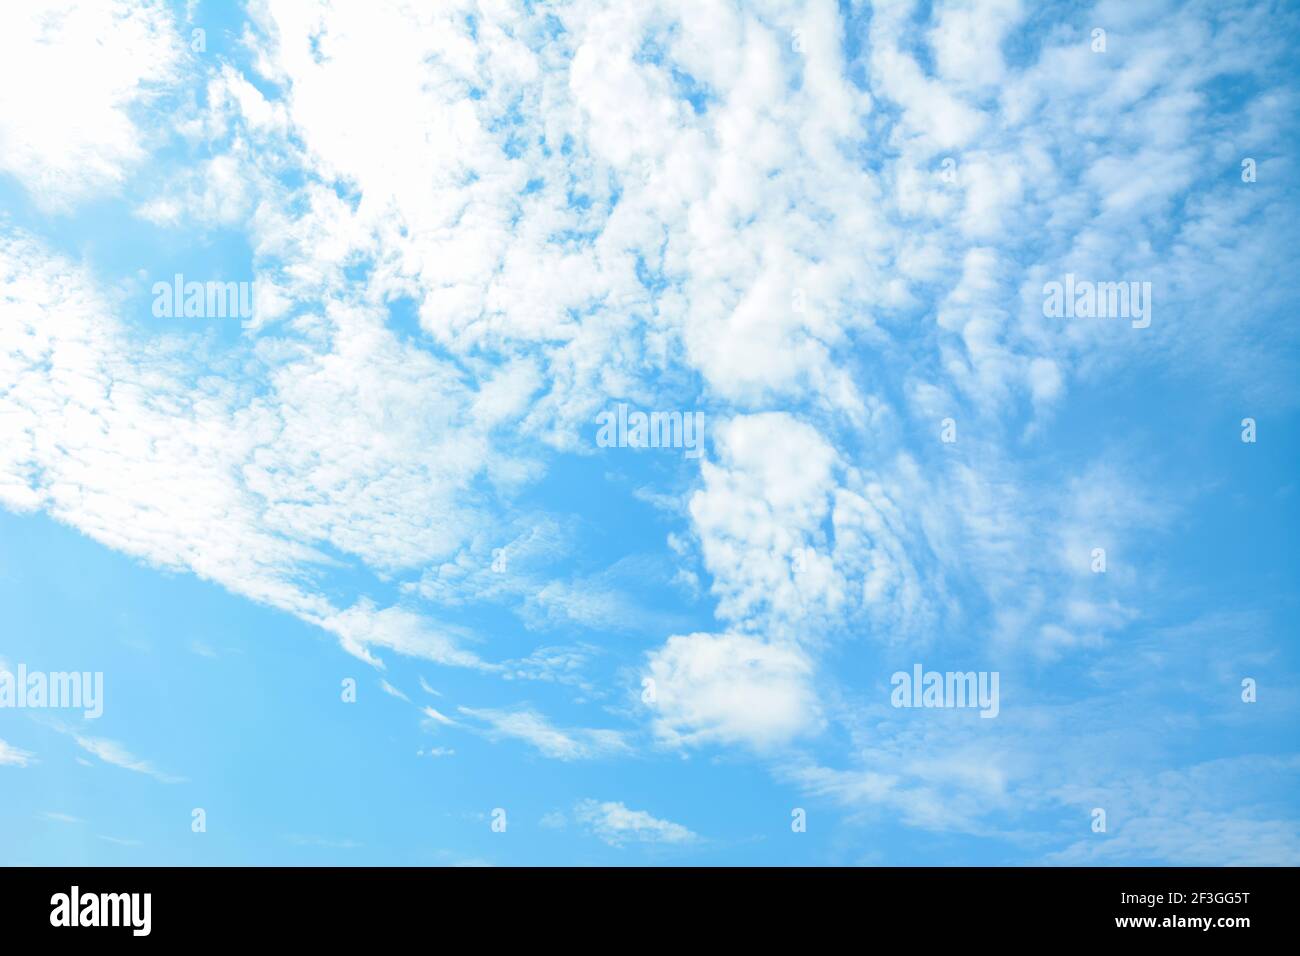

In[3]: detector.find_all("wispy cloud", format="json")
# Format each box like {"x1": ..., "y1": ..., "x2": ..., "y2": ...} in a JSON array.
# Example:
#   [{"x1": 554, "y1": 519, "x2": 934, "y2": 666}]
[
  {"x1": 97, "y1": 835, "x2": 142, "y2": 847},
  {"x1": 71, "y1": 734, "x2": 186, "y2": 784},
  {"x1": 421, "y1": 706, "x2": 458, "y2": 728},
  {"x1": 458, "y1": 707, "x2": 630, "y2": 761},
  {"x1": 574, "y1": 800, "x2": 697, "y2": 848},
  {"x1": 38, "y1": 811, "x2": 83, "y2": 824},
  {"x1": 0, "y1": 738, "x2": 33, "y2": 767}
]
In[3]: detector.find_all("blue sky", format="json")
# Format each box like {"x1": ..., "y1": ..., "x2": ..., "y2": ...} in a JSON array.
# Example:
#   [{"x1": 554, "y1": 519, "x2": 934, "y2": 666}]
[{"x1": 0, "y1": 0, "x2": 1298, "y2": 865}]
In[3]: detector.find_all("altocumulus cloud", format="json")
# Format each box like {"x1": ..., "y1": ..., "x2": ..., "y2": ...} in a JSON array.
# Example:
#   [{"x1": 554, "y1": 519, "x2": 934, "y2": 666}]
[{"x1": 0, "y1": 0, "x2": 1296, "y2": 864}]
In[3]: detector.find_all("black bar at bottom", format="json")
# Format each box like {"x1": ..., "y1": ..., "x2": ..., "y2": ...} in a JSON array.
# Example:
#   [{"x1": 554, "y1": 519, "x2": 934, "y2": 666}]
[{"x1": 0, "y1": 866, "x2": 1286, "y2": 942}]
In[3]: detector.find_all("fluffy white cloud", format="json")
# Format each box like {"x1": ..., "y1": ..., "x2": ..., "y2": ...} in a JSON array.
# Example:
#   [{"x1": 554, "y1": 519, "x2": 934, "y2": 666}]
[
  {"x1": 0, "y1": 230, "x2": 535, "y2": 670},
  {"x1": 683, "y1": 411, "x2": 935, "y2": 647},
  {"x1": 0, "y1": 0, "x2": 184, "y2": 209},
  {"x1": 644, "y1": 631, "x2": 821, "y2": 749}
]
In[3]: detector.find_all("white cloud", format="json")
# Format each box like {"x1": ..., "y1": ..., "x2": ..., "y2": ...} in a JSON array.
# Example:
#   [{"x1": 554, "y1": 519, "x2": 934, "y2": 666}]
[
  {"x1": 98, "y1": 835, "x2": 143, "y2": 847},
  {"x1": 688, "y1": 413, "x2": 843, "y2": 631},
  {"x1": 322, "y1": 602, "x2": 486, "y2": 670},
  {"x1": 539, "y1": 809, "x2": 567, "y2": 829},
  {"x1": 189, "y1": 640, "x2": 219, "y2": 659},
  {"x1": 0, "y1": 738, "x2": 34, "y2": 767},
  {"x1": 0, "y1": 0, "x2": 184, "y2": 209},
  {"x1": 417, "y1": 747, "x2": 455, "y2": 758},
  {"x1": 134, "y1": 155, "x2": 253, "y2": 228},
  {"x1": 39, "y1": 811, "x2": 83, "y2": 824},
  {"x1": 644, "y1": 632, "x2": 821, "y2": 750},
  {"x1": 458, "y1": 705, "x2": 629, "y2": 760},
  {"x1": 1046, "y1": 755, "x2": 1300, "y2": 866},
  {"x1": 574, "y1": 798, "x2": 696, "y2": 847},
  {"x1": 421, "y1": 705, "x2": 457, "y2": 727},
  {"x1": 71, "y1": 734, "x2": 185, "y2": 784},
  {"x1": 0, "y1": 230, "x2": 526, "y2": 673}
]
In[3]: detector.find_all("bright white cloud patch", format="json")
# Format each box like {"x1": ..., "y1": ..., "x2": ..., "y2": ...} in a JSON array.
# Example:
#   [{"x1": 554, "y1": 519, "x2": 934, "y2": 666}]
[
  {"x1": 0, "y1": 0, "x2": 184, "y2": 209},
  {"x1": 645, "y1": 632, "x2": 821, "y2": 749}
]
